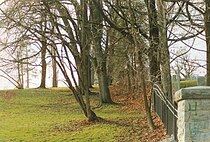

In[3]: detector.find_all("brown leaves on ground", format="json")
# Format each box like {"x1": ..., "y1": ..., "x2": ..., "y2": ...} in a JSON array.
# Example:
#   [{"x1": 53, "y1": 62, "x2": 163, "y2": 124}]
[{"x1": 109, "y1": 84, "x2": 169, "y2": 142}]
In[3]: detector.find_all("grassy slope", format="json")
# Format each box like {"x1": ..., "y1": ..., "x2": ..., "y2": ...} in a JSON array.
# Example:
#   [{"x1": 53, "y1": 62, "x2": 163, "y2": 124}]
[{"x1": 0, "y1": 87, "x2": 166, "y2": 142}]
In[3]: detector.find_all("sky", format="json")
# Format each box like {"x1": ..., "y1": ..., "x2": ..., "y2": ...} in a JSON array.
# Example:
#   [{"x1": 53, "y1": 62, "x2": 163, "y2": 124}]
[{"x1": 170, "y1": 34, "x2": 207, "y2": 76}]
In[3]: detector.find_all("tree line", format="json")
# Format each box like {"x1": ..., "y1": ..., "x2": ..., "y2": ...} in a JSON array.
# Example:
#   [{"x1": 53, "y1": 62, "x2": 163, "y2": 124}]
[{"x1": 0, "y1": 0, "x2": 209, "y2": 128}]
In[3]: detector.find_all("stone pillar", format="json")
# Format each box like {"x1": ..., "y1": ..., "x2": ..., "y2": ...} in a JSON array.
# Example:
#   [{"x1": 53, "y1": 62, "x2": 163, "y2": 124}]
[{"x1": 174, "y1": 86, "x2": 210, "y2": 142}]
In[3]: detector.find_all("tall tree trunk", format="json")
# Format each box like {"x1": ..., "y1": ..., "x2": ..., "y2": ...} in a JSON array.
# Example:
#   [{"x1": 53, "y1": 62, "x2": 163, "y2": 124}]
[
  {"x1": 146, "y1": 0, "x2": 161, "y2": 82},
  {"x1": 107, "y1": 32, "x2": 114, "y2": 86},
  {"x1": 39, "y1": 7, "x2": 47, "y2": 88},
  {"x1": 81, "y1": 0, "x2": 98, "y2": 121},
  {"x1": 95, "y1": 49, "x2": 112, "y2": 103},
  {"x1": 39, "y1": 38, "x2": 47, "y2": 88},
  {"x1": 157, "y1": 0, "x2": 174, "y2": 135},
  {"x1": 205, "y1": 1, "x2": 210, "y2": 86},
  {"x1": 157, "y1": 0, "x2": 172, "y2": 98},
  {"x1": 90, "y1": 0, "x2": 112, "y2": 103},
  {"x1": 17, "y1": 47, "x2": 24, "y2": 89},
  {"x1": 52, "y1": 46, "x2": 58, "y2": 87},
  {"x1": 26, "y1": 46, "x2": 29, "y2": 88},
  {"x1": 145, "y1": 1, "x2": 160, "y2": 129}
]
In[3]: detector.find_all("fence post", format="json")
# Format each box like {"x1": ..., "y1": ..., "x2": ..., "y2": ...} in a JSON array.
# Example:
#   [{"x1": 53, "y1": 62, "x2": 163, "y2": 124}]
[{"x1": 174, "y1": 86, "x2": 210, "y2": 142}]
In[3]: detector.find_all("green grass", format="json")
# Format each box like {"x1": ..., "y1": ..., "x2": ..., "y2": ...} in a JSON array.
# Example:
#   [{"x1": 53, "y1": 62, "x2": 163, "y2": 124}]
[{"x1": 0, "y1": 88, "x2": 142, "y2": 142}]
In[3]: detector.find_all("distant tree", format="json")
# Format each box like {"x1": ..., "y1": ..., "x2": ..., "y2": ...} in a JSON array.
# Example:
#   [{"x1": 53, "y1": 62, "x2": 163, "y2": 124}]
[
  {"x1": 172, "y1": 52, "x2": 198, "y2": 80},
  {"x1": 0, "y1": 38, "x2": 35, "y2": 89},
  {"x1": 0, "y1": 48, "x2": 24, "y2": 89}
]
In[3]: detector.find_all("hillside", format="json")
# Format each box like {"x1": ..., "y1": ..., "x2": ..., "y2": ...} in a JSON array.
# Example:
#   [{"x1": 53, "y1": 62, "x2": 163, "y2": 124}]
[{"x1": 0, "y1": 87, "x2": 168, "y2": 142}]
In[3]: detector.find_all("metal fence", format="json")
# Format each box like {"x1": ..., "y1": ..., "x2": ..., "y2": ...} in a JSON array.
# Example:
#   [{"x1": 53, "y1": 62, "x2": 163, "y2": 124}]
[{"x1": 153, "y1": 83, "x2": 177, "y2": 140}]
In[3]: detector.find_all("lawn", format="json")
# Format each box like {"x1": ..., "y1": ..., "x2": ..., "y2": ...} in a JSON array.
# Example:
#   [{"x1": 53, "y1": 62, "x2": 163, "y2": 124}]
[{"x1": 0, "y1": 87, "x2": 167, "y2": 142}]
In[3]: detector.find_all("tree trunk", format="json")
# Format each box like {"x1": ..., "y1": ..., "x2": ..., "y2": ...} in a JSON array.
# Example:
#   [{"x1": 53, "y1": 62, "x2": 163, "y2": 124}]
[
  {"x1": 90, "y1": 0, "x2": 113, "y2": 103},
  {"x1": 17, "y1": 47, "x2": 24, "y2": 89},
  {"x1": 21, "y1": 56, "x2": 24, "y2": 88},
  {"x1": 107, "y1": 35, "x2": 114, "y2": 86},
  {"x1": 127, "y1": 62, "x2": 132, "y2": 92},
  {"x1": 142, "y1": 71, "x2": 155, "y2": 130},
  {"x1": 95, "y1": 52, "x2": 112, "y2": 103},
  {"x1": 52, "y1": 46, "x2": 58, "y2": 87},
  {"x1": 81, "y1": 0, "x2": 98, "y2": 121},
  {"x1": 39, "y1": 8, "x2": 47, "y2": 89},
  {"x1": 146, "y1": 0, "x2": 161, "y2": 82},
  {"x1": 205, "y1": 1, "x2": 210, "y2": 86},
  {"x1": 157, "y1": 0, "x2": 172, "y2": 98},
  {"x1": 91, "y1": 61, "x2": 95, "y2": 86},
  {"x1": 157, "y1": 0, "x2": 175, "y2": 135},
  {"x1": 26, "y1": 46, "x2": 29, "y2": 88},
  {"x1": 87, "y1": 55, "x2": 93, "y2": 88},
  {"x1": 39, "y1": 38, "x2": 47, "y2": 88},
  {"x1": 139, "y1": 52, "x2": 155, "y2": 130},
  {"x1": 97, "y1": 60, "x2": 112, "y2": 103}
]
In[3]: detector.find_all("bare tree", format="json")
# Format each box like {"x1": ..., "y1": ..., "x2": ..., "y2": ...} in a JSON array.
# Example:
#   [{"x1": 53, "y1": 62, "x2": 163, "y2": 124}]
[
  {"x1": 172, "y1": 52, "x2": 198, "y2": 80},
  {"x1": 0, "y1": 38, "x2": 36, "y2": 89}
]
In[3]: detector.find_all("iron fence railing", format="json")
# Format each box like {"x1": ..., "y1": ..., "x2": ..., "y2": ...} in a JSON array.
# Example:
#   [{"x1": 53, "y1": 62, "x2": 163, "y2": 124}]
[{"x1": 153, "y1": 83, "x2": 177, "y2": 140}]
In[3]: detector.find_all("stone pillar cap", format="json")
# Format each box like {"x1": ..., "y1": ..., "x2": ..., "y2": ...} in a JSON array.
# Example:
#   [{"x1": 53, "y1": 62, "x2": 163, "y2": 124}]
[{"x1": 174, "y1": 86, "x2": 210, "y2": 102}]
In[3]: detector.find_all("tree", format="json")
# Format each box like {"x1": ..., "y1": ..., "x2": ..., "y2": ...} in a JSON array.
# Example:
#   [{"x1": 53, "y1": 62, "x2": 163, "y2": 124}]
[
  {"x1": 0, "y1": 37, "x2": 36, "y2": 89},
  {"x1": 145, "y1": 0, "x2": 161, "y2": 82},
  {"x1": 51, "y1": 44, "x2": 58, "y2": 87},
  {"x1": 0, "y1": 0, "x2": 207, "y2": 129},
  {"x1": 172, "y1": 51, "x2": 198, "y2": 80},
  {"x1": 38, "y1": 4, "x2": 48, "y2": 88},
  {"x1": 38, "y1": 33, "x2": 47, "y2": 88},
  {"x1": 0, "y1": 0, "x2": 100, "y2": 121},
  {"x1": 47, "y1": 0, "x2": 101, "y2": 121},
  {"x1": 90, "y1": 0, "x2": 112, "y2": 103},
  {"x1": 157, "y1": 0, "x2": 172, "y2": 97},
  {"x1": 80, "y1": 0, "x2": 97, "y2": 120},
  {"x1": 0, "y1": 47, "x2": 24, "y2": 89},
  {"x1": 205, "y1": 0, "x2": 210, "y2": 85}
]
